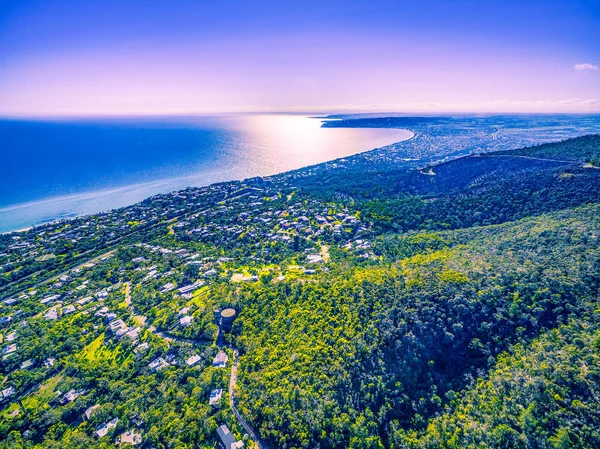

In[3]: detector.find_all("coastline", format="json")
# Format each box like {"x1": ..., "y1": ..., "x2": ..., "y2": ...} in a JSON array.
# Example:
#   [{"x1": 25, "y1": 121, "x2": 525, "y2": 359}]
[
  {"x1": 4, "y1": 110, "x2": 600, "y2": 235},
  {"x1": 0, "y1": 125, "x2": 414, "y2": 234},
  {"x1": 13, "y1": 227, "x2": 33, "y2": 233}
]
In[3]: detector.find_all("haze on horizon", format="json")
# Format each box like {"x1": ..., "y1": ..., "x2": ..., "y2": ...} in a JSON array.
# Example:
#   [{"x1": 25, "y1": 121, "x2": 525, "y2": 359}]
[{"x1": 1, "y1": 0, "x2": 599, "y2": 116}]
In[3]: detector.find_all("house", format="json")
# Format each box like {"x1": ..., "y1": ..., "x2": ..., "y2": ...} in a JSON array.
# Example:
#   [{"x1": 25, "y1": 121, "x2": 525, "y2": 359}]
[
  {"x1": 117, "y1": 429, "x2": 143, "y2": 446},
  {"x1": 95, "y1": 306, "x2": 110, "y2": 317},
  {"x1": 134, "y1": 342, "x2": 150, "y2": 356},
  {"x1": 186, "y1": 354, "x2": 201, "y2": 367},
  {"x1": 62, "y1": 388, "x2": 85, "y2": 403},
  {"x1": 177, "y1": 281, "x2": 203, "y2": 294},
  {"x1": 130, "y1": 413, "x2": 144, "y2": 427},
  {"x1": 160, "y1": 283, "x2": 175, "y2": 293},
  {"x1": 124, "y1": 327, "x2": 141, "y2": 342},
  {"x1": 179, "y1": 315, "x2": 193, "y2": 327},
  {"x1": 148, "y1": 357, "x2": 168, "y2": 372},
  {"x1": 41, "y1": 294, "x2": 60, "y2": 304},
  {"x1": 212, "y1": 351, "x2": 228, "y2": 368},
  {"x1": 216, "y1": 424, "x2": 244, "y2": 449},
  {"x1": 96, "y1": 290, "x2": 109, "y2": 299},
  {"x1": 209, "y1": 388, "x2": 223, "y2": 405},
  {"x1": 6, "y1": 331, "x2": 17, "y2": 342},
  {"x1": 84, "y1": 404, "x2": 100, "y2": 420},
  {"x1": 2, "y1": 343, "x2": 17, "y2": 357},
  {"x1": 178, "y1": 307, "x2": 190, "y2": 316},
  {"x1": 108, "y1": 319, "x2": 127, "y2": 333},
  {"x1": 306, "y1": 254, "x2": 323, "y2": 264},
  {"x1": 77, "y1": 296, "x2": 93, "y2": 305},
  {"x1": 20, "y1": 359, "x2": 34, "y2": 370},
  {"x1": 143, "y1": 270, "x2": 158, "y2": 282},
  {"x1": 44, "y1": 357, "x2": 56, "y2": 367},
  {"x1": 62, "y1": 305, "x2": 76, "y2": 315},
  {"x1": 203, "y1": 268, "x2": 218, "y2": 277},
  {"x1": 1, "y1": 387, "x2": 15, "y2": 399},
  {"x1": 44, "y1": 308, "x2": 59, "y2": 320},
  {"x1": 95, "y1": 417, "x2": 119, "y2": 438}
]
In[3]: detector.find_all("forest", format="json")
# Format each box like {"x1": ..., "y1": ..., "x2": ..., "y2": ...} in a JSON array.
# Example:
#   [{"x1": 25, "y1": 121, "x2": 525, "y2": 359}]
[{"x1": 230, "y1": 204, "x2": 600, "y2": 448}]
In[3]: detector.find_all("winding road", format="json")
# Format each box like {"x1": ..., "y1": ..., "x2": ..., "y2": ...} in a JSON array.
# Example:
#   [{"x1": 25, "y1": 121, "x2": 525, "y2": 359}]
[{"x1": 228, "y1": 347, "x2": 269, "y2": 449}]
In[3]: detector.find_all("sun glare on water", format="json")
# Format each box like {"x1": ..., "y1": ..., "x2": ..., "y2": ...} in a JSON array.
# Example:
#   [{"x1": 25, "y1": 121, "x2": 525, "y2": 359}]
[{"x1": 239, "y1": 114, "x2": 410, "y2": 172}]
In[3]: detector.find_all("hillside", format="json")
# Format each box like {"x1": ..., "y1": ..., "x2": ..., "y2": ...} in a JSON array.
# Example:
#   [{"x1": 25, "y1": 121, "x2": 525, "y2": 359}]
[
  {"x1": 1, "y1": 134, "x2": 599, "y2": 449},
  {"x1": 231, "y1": 204, "x2": 600, "y2": 449},
  {"x1": 399, "y1": 318, "x2": 600, "y2": 448}
]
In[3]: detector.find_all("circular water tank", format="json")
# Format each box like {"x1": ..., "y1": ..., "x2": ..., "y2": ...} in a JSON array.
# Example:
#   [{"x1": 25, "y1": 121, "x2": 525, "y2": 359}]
[{"x1": 220, "y1": 308, "x2": 237, "y2": 325}]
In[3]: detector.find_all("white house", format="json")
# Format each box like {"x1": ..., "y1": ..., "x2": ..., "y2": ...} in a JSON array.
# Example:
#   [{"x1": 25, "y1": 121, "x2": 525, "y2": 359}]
[
  {"x1": 148, "y1": 357, "x2": 169, "y2": 372},
  {"x1": 180, "y1": 315, "x2": 193, "y2": 327},
  {"x1": 84, "y1": 404, "x2": 100, "y2": 420},
  {"x1": 212, "y1": 351, "x2": 228, "y2": 368},
  {"x1": 186, "y1": 354, "x2": 201, "y2": 367},
  {"x1": 117, "y1": 429, "x2": 142, "y2": 446},
  {"x1": 209, "y1": 388, "x2": 223, "y2": 405},
  {"x1": 95, "y1": 417, "x2": 119, "y2": 438}
]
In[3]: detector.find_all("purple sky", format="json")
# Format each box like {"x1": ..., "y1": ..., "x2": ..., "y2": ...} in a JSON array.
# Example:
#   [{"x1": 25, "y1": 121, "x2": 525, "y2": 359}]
[{"x1": 1, "y1": 0, "x2": 599, "y2": 115}]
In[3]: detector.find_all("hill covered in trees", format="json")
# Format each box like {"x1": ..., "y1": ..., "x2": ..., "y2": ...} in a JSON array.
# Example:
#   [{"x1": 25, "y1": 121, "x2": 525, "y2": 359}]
[
  {"x1": 1, "y1": 133, "x2": 599, "y2": 449},
  {"x1": 231, "y1": 204, "x2": 600, "y2": 449}
]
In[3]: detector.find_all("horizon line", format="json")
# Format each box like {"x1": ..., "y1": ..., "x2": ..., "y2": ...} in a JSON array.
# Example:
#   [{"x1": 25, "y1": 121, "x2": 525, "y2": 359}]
[{"x1": 2, "y1": 110, "x2": 600, "y2": 120}]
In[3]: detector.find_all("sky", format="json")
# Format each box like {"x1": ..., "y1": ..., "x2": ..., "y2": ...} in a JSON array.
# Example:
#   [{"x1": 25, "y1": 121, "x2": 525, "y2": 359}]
[{"x1": 1, "y1": 0, "x2": 599, "y2": 116}]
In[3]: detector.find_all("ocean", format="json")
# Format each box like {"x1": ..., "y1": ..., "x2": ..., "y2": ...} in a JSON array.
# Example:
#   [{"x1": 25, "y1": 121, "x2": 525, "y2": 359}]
[{"x1": 0, "y1": 114, "x2": 412, "y2": 232}]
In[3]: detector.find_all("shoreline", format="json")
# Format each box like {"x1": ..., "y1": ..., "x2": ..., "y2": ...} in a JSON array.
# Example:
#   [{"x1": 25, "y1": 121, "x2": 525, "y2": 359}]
[
  {"x1": 1, "y1": 127, "x2": 414, "y2": 234},
  {"x1": 5, "y1": 109, "x2": 599, "y2": 236}
]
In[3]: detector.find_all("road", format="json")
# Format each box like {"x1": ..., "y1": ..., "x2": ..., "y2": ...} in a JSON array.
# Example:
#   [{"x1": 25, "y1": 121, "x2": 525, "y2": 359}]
[
  {"x1": 124, "y1": 282, "x2": 131, "y2": 306},
  {"x1": 228, "y1": 347, "x2": 269, "y2": 449},
  {"x1": 480, "y1": 154, "x2": 574, "y2": 164},
  {"x1": 2, "y1": 249, "x2": 116, "y2": 299}
]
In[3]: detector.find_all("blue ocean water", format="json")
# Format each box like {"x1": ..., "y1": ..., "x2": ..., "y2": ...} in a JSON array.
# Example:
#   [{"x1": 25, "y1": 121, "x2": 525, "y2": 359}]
[{"x1": 0, "y1": 114, "x2": 412, "y2": 232}]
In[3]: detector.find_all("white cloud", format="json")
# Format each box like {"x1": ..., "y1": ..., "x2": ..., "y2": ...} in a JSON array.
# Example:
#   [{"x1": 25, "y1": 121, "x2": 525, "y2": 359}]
[{"x1": 574, "y1": 63, "x2": 599, "y2": 71}]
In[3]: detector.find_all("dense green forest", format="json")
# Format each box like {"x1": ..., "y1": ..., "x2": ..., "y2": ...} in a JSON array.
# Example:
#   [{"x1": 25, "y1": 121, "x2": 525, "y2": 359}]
[
  {"x1": 230, "y1": 204, "x2": 600, "y2": 449},
  {"x1": 2, "y1": 134, "x2": 600, "y2": 448},
  {"x1": 397, "y1": 318, "x2": 600, "y2": 448}
]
